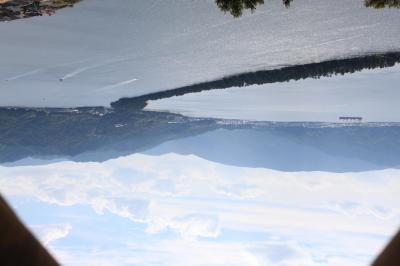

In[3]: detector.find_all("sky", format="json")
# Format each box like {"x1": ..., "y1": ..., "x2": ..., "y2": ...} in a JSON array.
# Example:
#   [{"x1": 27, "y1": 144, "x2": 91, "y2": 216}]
[{"x1": 0, "y1": 153, "x2": 399, "y2": 266}]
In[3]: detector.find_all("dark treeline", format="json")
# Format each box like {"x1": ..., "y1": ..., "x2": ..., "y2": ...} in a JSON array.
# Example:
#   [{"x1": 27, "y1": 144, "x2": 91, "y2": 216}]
[
  {"x1": 365, "y1": 0, "x2": 400, "y2": 8},
  {"x1": 112, "y1": 52, "x2": 400, "y2": 110},
  {"x1": 215, "y1": 0, "x2": 399, "y2": 17},
  {"x1": 215, "y1": 0, "x2": 292, "y2": 17}
]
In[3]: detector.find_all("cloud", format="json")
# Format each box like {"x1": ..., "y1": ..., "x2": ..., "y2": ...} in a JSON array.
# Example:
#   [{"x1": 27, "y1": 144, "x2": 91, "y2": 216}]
[
  {"x1": 32, "y1": 224, "x2": 72, "y2": 246},
  {"x1": 0, "y1": 153, "x2": 399, "y2": 265},
  {"x1": 146, "y1": 213, "x2": 220, "y2": 240},
  {"x1": 52, "y1": 238, "x2": 370, "y2": 266}
]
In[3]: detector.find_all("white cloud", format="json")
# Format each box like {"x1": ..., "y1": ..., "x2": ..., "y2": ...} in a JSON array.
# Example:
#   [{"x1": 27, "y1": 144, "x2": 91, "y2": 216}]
[
  {"x1": 146, "y1": 213, "x2": 220, "y2": 240},
  {"x1": 33, "y1": 224, "x2": 72, "y2": 246},
  {"x1": 0, "y1": 153, "x2": 399, "y2": 265}
]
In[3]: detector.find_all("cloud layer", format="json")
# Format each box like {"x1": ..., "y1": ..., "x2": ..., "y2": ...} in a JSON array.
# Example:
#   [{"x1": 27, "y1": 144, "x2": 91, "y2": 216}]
[{"x1": 1, "y1": 153, "x2": 399, "y2": 265}]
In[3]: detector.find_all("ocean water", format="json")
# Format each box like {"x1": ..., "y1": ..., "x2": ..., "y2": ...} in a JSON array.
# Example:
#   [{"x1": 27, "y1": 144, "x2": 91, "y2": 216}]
[{"x1": 0, "y1": 0, "x2": 400, "y2": 107}]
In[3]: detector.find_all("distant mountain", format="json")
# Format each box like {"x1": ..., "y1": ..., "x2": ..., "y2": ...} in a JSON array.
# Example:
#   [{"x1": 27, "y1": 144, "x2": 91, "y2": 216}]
[
  {"x1": 146, "y1": 123, "x2": 400, "y2": 172},
  {"x1": 1, "y1": 105, "x2": 399, "y2": 172},
  {"x1": 0, "y1": 107, "x2": 219, "y2": 164}
]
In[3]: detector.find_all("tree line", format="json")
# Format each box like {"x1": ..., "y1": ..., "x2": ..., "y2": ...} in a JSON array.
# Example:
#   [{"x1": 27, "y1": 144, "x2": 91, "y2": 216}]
[
  {"x1": 215, "y1": 0, "x2": 399, "y2": 17},
  {"x1": 112, "y1": 52, "x2": 400, "y2": 110}
]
